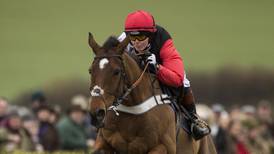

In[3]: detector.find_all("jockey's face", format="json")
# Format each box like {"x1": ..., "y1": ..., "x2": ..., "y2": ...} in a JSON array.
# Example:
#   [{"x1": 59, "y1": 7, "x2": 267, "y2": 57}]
[{"x1": 131, "y1": 37, "x2": 149, "y2": 52}]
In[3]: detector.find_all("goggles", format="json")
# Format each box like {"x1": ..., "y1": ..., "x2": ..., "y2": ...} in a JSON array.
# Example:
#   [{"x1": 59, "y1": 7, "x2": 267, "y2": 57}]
[{"x1": 128, "y1": 35, "x2": 148, "y2": 41}]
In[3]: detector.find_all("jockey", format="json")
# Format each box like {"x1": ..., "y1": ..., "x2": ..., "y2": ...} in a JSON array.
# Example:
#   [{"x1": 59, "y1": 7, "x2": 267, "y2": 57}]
[{"x1": 118, "y1": 10, "x2": 210, "y2": 140}]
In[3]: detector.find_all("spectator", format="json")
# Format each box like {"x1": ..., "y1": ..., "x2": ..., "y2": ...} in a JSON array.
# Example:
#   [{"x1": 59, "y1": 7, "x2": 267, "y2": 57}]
[
  {"x1": 0, "y1": 97, "x2": 9, "y2": 126},
  {"x1": 241, "y1": 105, "x2": 256, "y2": 117},
  {"x1": 36, "y1": 104, "x2": 59, "y2": 152},
  {"x1": 257, "y1": 100, "x2": 273, "y2": 125},
  {"x1": 57, "y1": 104, "x2": 94, "y2": 151},
  {"x1": 229, "y1": 105, "x2": 243, "y2": 121},
  {"x1": 211, "y1": 104, "x2": 234, "y2": 154},
  {"x1": 49, "y1": 107, "x2": 60, "y2": 125},
  {"x1": 243, "y1": 118, "x2": 273, "y2": 154},
  {"x1": 71, "y1": 94, "x2": 88, "y2": 110},
  {"x1": 71, "y1": 95, "x2": 97, "y2": 140},
  {"x1": 256, "y1": 100, "x2": 274, "y2": 153},
  {"x1": 228, "y1": 120, "x2": 249, "y2": 154},
  {"x1": 31, "y1": 91, "x2": 47, "y2": 113},
  {"x1": 0, "y1": 111, "x2": 35, "y2": 152},
  {"x1": 22, "y1": 115, "x2": 43, "y2": 152}
]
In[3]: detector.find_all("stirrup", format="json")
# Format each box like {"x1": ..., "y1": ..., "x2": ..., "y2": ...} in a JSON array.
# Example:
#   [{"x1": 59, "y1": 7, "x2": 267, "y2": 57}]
[{"x1": 190, "y1": 114, "x2": 211, "y2": 140}]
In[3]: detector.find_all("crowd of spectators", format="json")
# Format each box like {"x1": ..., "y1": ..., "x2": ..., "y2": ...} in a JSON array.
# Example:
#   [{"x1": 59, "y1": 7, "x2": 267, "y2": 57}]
[
  {"x1": 0, "y1": 92, "x2": 96, "y2": 153},
  {"x1": 0, "y1": 91, "x2": 273, "y2": 154},
  {"x1": 197, "y1": 100, "x2": 274, "y2": 154}
]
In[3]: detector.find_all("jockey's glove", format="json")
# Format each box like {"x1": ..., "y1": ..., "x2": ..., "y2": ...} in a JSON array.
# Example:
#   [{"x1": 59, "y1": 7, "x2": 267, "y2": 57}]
[
  {"x1": 146, "y1": 53, "x2": 158, "y2": 74},
  {"x1": 146, "y1": 53, "x2": 157, "y2": 65}
]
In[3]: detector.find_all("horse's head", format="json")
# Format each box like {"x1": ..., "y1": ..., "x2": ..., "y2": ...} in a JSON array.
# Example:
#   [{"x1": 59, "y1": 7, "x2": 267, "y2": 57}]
[{"x1": 88, "y1": 33, "x2": 130, "y2": 128}]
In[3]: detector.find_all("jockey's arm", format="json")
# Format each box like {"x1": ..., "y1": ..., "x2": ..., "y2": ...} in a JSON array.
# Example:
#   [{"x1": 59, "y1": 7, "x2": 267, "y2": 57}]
[{"x1": 156, "y1": 39, "x2": 184, "y2": 87}]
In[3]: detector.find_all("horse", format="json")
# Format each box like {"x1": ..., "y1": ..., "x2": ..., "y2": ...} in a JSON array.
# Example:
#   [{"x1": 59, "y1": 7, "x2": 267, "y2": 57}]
[{"x1": 88, "y1": 33, "x2": 217, "y2": 154}]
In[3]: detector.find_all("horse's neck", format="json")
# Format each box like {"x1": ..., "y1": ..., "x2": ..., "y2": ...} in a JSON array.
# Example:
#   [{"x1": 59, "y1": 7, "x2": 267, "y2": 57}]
[{"x1": 123, "y1": 54, "x2": 161, "y2": 106}]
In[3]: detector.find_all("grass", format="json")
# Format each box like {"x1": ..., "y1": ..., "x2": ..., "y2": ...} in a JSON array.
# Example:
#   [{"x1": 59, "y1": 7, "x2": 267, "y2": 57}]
[
  {"x1": 0, "y1": 0, "x2": 274, "y2": 99},
  {"x1": 1, "y1": 150, "x2": 92, "y2": 154}
]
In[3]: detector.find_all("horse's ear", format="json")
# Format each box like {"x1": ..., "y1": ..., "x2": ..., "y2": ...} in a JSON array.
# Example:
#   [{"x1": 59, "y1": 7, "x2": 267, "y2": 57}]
[
  {"x1": 117, "y1": 36, "x2": 130, "y2": 55},
  {"x1": 88, "y1": 32, "x2": 101, "y2": 54}
]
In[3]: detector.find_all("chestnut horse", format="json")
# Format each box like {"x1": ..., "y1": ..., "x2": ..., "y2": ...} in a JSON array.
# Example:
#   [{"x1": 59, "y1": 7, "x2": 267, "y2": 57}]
[{"x1": 88, "y1": 33, "x2": 216, "y2": 154}]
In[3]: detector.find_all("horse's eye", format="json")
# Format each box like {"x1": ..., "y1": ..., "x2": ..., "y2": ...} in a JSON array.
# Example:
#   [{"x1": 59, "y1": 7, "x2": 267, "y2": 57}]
[
  {"x1": 88, "y1": 69, "x2": 92, "y2": 74},
  {"x1": 113, "y1": 69, "x2": 121, "y2": 75}
]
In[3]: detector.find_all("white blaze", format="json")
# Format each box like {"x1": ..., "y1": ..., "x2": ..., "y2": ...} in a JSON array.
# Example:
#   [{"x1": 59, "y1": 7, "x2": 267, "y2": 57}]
[
  {"x1": 90, "y1": 85, "x2": 104, "y2": 97},
  {"x1": 99, "y1": 58, "x2": 109, "y2": 69}
]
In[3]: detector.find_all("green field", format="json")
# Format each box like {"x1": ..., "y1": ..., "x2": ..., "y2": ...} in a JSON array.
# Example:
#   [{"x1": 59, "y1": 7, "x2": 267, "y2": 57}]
[{"x1": 0, "y1": 0, "x2": 274, "y2": 99}]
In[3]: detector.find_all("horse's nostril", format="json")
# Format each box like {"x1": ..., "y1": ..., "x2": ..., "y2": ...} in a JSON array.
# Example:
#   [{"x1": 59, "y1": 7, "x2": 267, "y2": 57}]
[{"x1": 94, "y1": 88, "x2": 100, "y2": 94}]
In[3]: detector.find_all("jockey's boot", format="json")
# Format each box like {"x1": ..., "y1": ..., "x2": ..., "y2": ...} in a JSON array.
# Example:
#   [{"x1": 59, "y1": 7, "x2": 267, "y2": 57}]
[{"x1": 181, "y1": 88, "x2": 211, "y2": 140}]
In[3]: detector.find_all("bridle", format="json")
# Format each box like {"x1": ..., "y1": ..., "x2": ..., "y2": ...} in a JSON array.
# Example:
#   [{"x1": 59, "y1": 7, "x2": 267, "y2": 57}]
[{"x1": 91, "y1": 54, "x2": 149, "y2": 115}]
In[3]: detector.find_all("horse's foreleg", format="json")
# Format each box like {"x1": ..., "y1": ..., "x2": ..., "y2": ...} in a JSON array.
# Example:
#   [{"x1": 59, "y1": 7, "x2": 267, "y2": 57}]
[
  {"x1": 93, "y1": 130, "x2": 115, "y2": 153},
  {"x1": 127, "y1": 137, "x2": 149, "y2": 154},
  {"x1": 93, "y1": 142, "x2": 115, "y2": 154},
  {"x1": 103, "y1": 130, "x2": 128, "y2": 153},
  {"x1": 93, "y1": 130, "x2": 106, "y2": 151},
  {"x1": 148, "y1": 144, "x2": 167, "y2": 154}
]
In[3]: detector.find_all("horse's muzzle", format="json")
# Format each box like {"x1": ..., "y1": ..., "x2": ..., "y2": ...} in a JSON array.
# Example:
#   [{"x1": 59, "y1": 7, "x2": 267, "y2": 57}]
[{"x1": 90, "y1": 109, "x2": 106, "y2": 128}]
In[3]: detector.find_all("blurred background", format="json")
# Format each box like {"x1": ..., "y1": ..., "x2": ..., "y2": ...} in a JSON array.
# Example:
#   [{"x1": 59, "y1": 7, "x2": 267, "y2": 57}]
[{"x1": 0, "y1": 0, "x2": 274, "y2": 153}]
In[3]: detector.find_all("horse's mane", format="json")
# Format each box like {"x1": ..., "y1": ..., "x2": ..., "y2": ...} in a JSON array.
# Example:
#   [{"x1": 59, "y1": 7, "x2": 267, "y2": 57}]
[
  {"x1": 102, "y1": 36, "x2": 120, "y2": 50},
  {"x1": 102, "y1": 36, "x2": 141, "y2": 65}
]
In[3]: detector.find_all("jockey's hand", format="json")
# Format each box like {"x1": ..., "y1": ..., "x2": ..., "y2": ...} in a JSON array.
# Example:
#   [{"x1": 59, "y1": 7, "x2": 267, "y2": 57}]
[
  {"x1": 146, "y1": 53, "x2": 157, "y2": 65},
  {"x1": 145, "y1": 53, "x2": 158, "y2": 74}
]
